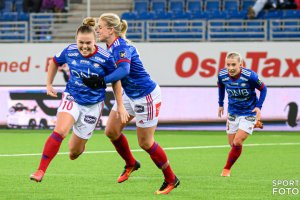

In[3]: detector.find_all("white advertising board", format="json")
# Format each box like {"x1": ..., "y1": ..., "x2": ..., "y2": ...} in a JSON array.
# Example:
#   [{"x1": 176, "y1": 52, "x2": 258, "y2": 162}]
[
  {"x1": 0, "y1": 87, "x2": 299, "y2": 131},
  {"x1": 0, "y1": 42, "x2": 299, "y2": 86}
]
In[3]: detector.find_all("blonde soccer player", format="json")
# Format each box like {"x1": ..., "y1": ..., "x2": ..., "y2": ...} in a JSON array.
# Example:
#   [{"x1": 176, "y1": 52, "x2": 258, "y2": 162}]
[
  {"x1": 218, "y1": 52, "x2": 267, "y2": 177},
  {"x1": 82, "y1": 13, "x2": 180, "y2": 194}
]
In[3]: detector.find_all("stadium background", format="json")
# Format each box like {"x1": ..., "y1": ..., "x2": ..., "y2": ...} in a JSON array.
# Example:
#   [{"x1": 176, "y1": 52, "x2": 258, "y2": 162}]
[{"x1": 0, "y1": 0, "x2": 300, "y2": 199}]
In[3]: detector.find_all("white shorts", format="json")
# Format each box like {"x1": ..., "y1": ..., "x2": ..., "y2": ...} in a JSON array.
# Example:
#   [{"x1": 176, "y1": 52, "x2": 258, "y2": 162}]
[
  {"x1": 226, "y1": 115, "x2": 256, "y2": 135},
  {"x1": 57, "y1": 92, "x2": 104, "y2": 139},
  {"x1": 112, "y1": 85, "x2": 162, "y2": 128}
]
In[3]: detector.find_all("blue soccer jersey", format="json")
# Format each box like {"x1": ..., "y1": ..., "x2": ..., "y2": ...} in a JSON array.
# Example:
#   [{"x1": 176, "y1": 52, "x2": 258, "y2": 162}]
[
  {"x1": 53, "y1": 44, "x2": 116, "y2": 105},
  {"x1": 218, "y1": 68, "x2": 266, "y2": 116},
  {"x1": 107, "y1": 37, "x2": 157, "y2": 99}
]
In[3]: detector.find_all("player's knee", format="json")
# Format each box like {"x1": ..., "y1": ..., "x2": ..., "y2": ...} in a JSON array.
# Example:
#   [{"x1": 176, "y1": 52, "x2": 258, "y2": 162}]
[
  {"x1": 69, "y1": 152, "x2": 80, "y2": 160},
  {"x1": 54, "y1": 127, "x2": 69, "y2": 137},
  {"x1": 139, "y1": 141, "x2": 152, "y2": 150},
  {"x1": 233, "y1": 139, "x2": 243, "y2": 146},
  {"x1": 69, "y1": 148, "x2": 83, "y2": 160},
  {"x1": 104, "y1": 128, "x2": 119, "y2": 140},
  {"x1": 69, "y1": 148, "x2": 80, "y2": 155}
]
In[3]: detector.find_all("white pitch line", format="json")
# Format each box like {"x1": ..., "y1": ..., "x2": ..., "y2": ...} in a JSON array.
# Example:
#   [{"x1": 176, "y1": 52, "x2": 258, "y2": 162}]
[{"x1": 1, "y1": 142, "x2": 300, "y2": 157}]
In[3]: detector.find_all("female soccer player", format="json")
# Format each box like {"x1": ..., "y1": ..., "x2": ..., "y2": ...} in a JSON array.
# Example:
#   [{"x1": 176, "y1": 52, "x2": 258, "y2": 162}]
[
  {"x1": 30, "y1": 17, "x2": 129, "y2": 182},
  {"x1": 218, "y1": 52, "x2": 267, "y2": 177},
  {"x1": 90, "y1": 13, "x2": 179, "y2": 194}
]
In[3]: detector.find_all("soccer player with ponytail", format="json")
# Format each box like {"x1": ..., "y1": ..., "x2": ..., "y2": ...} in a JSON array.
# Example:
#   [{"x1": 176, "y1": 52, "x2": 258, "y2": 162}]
[
  {"x1": 87, "y1": 13, "x2": 180, "y2": 194},
  {"x1": 30, "y1": 17, "x2": 129, "y2": 182}
]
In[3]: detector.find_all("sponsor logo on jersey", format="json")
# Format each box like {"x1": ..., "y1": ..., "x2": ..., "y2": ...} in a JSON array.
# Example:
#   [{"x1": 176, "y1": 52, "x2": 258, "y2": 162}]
[
  {"x1": 80, "y1": 60, "x2": 90, "y2": 64},
  {"x1": 222, "y1": 77, "x2": 229, "y2": 82},
  {"x1": 66, "y1": 95, "x2": 75, "y2": 101},
  {"x1": 119, "y1": 51, "x2": 126, "y2": 58},
  {"x1": 230, "y1": 83, "x2": 239, "y2": 86},
  {"x1": 68, "y1": 53, "x2": 79, "y2": 57},
  {"x1": 227, "y1": 88, "x2": 250, "y2": 97},
  {"x1": 84, "y1": 115, "x2": 97, "y2": 124},
  {"x1": 228, "y1": 114, "x2": 236, "y2": 121},
  {"x1": 240, "y1": 77, "x2": 248, "y2": 81},
  {"x1": 94, "y1": 56, "x2": 105, "y2": 63},
  {"x1": 245, "y1": 116, "x2": 256, "y2": 122},
  {"x1": 70, "y1": 68, "x2": 99, "y2": 79},
  {"x1": 93, "y1": 63, "x2": 100, "y2": 68},
  {"x1": 134, "y1": 105, "x2": 144, "y2": 113},
  {"x1": 138, "y1": 120, "x2": 144, "y2": 124},
  {"x1": 241, "y1": 83, "x2": 247, "y2": 87},
  {"x1": 71, "y1": 60, "x2": 77, "y2": 65}
]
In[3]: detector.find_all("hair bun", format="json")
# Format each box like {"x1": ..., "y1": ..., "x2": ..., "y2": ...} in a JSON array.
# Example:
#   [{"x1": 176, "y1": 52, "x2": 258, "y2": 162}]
[{"x1": 83, "y1": 17, "x2": 96, "y2": 27}]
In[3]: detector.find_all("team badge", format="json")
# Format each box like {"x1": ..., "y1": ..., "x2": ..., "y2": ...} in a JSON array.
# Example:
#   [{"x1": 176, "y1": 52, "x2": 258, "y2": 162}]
[
  {"x1": 257, "y1": 79, "x2": 263, "y2": 86},
  {"x1": 119, "y1": 51, "x2": 126, "y2": 58}
]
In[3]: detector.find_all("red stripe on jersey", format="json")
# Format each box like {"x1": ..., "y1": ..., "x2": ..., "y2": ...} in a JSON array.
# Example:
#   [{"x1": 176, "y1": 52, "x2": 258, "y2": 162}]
[
  {"x1": 53, "y1": 57, "x2": 59, "y2": 66},
  {"x1": 116, "y1": 59, "x2": 130, "y2": 65},
  {"x1": 146, "y1": 95, "x2": 150, "y2": 121},
  {"x1": 258, "y1": 83, "x2": 265, "y2": 91},
  {"x1": 148, "y1": 94, "x2": 154, "y2": 120},
  {"x1": 107, "y1": 36, "x2": 120, "y2": 49}
]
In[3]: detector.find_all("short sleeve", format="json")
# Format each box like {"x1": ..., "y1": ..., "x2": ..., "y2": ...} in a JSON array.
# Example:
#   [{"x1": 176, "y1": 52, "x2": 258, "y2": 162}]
[
  {"x1": 113, "y1": 46, "x2": 131, "y2": 65},
  {"x1": 53, "y1": 48, "x2": 67, "y2": 66}
]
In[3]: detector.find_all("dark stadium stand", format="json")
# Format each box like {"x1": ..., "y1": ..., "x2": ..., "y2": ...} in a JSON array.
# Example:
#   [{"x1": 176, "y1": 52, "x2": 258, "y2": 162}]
[
  {"x1": 169, "y1": 0, "x2": 185, "y2": 13},
  {"x1": 241, "y1": 0, "x2": 255, "y2": 11},
  {"x1": 223, "y1": 0, "x2": 239, "y2": 12},
  {"x1": 205, "y1": 0, "x2": 221, "y2": 12},
  {"x1": 186, "y1": 0, "x2": 202, "y2": 14},
  {"x1": 152, "y1": 0, "x2": 167, "y2": 14}
]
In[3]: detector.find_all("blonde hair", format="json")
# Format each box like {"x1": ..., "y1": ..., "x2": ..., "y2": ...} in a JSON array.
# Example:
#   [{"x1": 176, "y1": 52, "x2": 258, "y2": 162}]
[
  {"x1": 99, "y1": 13, "x2": 129, "y2": 41},
  {"x1": 226, "y1": 52, "x2": 243, "y2": 64},
  {"x1": 76, "y1": 17, "x2": 96, "y2": 38}
]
